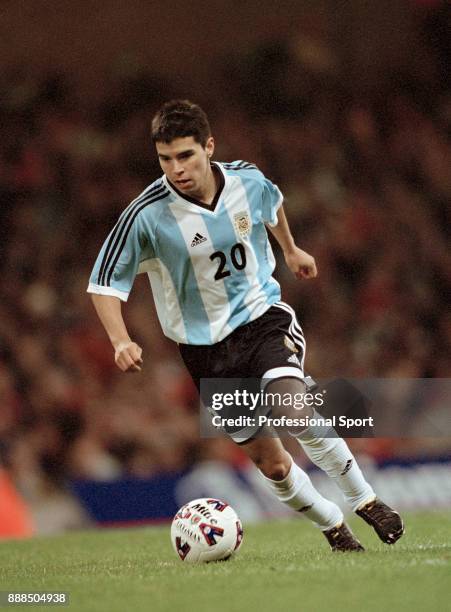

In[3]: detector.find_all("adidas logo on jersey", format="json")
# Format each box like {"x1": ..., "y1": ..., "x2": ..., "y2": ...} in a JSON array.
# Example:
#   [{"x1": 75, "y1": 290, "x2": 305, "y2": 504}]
[
  {"x1": 287, "y1": 353, "x2": 301, "y2": 366},
  {"x1": 191, "y1": 233, "x2": 207, "y2": 247}
]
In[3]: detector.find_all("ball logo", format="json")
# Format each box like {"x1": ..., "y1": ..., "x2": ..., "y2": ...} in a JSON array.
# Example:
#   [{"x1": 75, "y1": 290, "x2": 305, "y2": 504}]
[
  {"x1": 207, "y1": 499, "x2": 229, "y2": 512},
  {"x1": 175, "y1": 506, "x2": 192, "y2": 520},
  {"x1": 175, "y1": 537, "x2": 191, "y2": 560},
  {"x1": 200, "y1": 523, "x2": 224, "y2": 546}
]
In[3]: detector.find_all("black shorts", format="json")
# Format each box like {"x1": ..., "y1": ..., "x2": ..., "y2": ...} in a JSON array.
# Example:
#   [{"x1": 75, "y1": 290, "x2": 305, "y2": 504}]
[{"x1": 179, "y1": 301, "x2": 306, "y2": 442}]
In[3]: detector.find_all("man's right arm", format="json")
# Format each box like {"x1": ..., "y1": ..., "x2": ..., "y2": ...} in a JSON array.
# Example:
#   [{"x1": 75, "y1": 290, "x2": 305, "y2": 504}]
[{"x1": 91, "y1": 294, "x2": 143, "y2": 372}]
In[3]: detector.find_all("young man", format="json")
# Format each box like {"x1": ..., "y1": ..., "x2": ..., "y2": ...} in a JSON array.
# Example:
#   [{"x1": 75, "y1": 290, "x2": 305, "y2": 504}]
[{"x1": 88, "y1": 100, "x2": 404, "y2": 551}]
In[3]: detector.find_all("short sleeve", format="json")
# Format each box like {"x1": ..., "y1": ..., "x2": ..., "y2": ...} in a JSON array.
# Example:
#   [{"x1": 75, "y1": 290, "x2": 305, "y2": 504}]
[
  {"x1": 261, "y1": 178, "x2": 283, "y2": 226},
  {"x1": 87, "y1": 211, "x2": 153, "y2": 301}
]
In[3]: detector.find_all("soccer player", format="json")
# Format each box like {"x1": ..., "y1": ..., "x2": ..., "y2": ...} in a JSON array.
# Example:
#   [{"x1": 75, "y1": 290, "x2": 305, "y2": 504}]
[{"x1": 88, "y1": 100, "x2": 404, "y2": 551}]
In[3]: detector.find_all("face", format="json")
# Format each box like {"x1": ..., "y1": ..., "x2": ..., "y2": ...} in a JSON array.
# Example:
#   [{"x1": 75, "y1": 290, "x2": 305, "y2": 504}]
[{"x1": 156, "y1": 136, "x2": 214, "y2": 198}]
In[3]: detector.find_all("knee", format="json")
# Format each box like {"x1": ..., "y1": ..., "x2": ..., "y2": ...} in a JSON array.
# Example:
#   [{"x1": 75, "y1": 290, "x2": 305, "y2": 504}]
[{"x1": 256, "y1": 456, "x2": 291, "y2": 481}]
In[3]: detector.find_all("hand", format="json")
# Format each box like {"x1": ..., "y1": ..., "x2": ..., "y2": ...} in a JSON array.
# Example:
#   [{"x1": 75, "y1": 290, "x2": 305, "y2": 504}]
[
  {"x1": 114, "y1": 340, "x2": 143, "y2": 372},
  {"x1": 284, "y1": 247, "x2": 317, "y2": 280}
]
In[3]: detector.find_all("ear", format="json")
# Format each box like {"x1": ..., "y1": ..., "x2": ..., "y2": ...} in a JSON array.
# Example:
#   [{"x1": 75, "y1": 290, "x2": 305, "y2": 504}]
[{"x1": 205, "y1": 136, "x2": 215, "y2": 158}]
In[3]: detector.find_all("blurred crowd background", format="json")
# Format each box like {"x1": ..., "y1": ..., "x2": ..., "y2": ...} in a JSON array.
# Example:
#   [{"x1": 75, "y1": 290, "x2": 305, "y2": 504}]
[{"x1": 0, "y1": 0, "x2": 450, "y2": 533}]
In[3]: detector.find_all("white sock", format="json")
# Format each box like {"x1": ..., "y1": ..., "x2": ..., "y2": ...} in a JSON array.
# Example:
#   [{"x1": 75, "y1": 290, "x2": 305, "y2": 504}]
[
  {"x1": 297, "y1": 430, "x2": 375, "y2": 511},
  {"x1": 261, "y1": 458, "x2": 343, "y2": 530}
]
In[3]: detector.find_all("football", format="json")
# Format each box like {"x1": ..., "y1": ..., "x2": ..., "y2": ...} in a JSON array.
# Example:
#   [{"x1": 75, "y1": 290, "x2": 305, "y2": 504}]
[{"x1": 171, "y1": 498, "x2": 243, "y2": 563}]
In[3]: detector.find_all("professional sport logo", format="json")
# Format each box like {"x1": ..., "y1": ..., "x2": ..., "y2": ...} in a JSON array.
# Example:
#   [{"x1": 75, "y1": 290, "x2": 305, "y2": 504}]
[{"x1": 234, "y1": 211, "x2": 251, "y2": 237}]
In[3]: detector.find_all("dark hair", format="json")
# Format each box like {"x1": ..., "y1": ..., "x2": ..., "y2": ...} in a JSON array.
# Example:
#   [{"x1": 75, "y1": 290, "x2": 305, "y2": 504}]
[{"x1": 151, "y1": 100, "x2": 211, "y2": 147}]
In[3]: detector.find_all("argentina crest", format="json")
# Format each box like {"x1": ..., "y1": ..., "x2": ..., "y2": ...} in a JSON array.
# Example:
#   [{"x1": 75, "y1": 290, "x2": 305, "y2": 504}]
[{"x1": 233, "y1": 211, "x2": 251, "y2": 238}]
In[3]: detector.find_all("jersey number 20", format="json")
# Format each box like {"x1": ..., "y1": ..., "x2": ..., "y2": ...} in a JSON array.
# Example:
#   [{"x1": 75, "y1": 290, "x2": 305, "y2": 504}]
[{"x1": 210, "y1": 243, "x2": 247, "y2": 281}]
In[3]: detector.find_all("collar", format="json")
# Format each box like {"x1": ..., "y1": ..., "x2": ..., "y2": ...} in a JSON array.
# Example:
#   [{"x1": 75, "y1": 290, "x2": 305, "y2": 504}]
[{"x1": 164, "y1": 162, "x2": 225, "y2": 212}]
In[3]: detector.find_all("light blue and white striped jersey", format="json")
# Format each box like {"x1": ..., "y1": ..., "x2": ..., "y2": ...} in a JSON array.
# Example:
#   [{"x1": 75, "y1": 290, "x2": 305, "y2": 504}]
[{"x1": 88, "y1": 161, "x2": 283, "y2": 345}]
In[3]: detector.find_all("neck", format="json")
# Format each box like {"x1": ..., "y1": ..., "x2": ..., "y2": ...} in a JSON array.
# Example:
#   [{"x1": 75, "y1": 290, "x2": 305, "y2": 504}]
[{"x1": 195, "y1": 164, "x2": 217, "y2": 205}]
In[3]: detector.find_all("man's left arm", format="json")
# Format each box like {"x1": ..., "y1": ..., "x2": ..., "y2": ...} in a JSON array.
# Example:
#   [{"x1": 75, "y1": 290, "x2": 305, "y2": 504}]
[{"x1": 267, "y1": 205, "x2": 317, "y2": 280}]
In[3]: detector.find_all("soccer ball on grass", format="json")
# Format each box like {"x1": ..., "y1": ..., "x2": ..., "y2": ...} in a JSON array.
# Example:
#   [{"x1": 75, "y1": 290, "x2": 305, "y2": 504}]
[{"x1": 171, "y1": 498, "x2": 243, "y2": 563}]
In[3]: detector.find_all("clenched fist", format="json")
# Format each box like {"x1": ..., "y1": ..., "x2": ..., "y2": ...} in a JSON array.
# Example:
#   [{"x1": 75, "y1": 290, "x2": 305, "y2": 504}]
[{"x1": 114, "y1": 340, "x2": 143, "y2": 372}]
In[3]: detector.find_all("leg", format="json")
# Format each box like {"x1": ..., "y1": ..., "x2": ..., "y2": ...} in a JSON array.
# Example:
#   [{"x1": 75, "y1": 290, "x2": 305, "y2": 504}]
[
  {"x1": 297, "y1": 418, "x2": 376, "y2": 511},
  {"x1": 239, "y1": 432, "x2": 364, "y2": 551},
  {"x1": 296, "y1": 410, "x2": 404, "y2": 544},
  {"x1": 254, "y1": 305, "x2": 377, "y2": 513},
  {"x1": 264, "y1": 377, "x2": 403, "y2": 545},
  {"x1": 265, "y1": 377, "x2": 374, "y2": 512}
]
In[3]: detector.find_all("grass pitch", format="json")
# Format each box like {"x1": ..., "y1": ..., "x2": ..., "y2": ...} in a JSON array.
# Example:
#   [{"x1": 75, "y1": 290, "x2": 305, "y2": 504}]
[{"x1": 0, "y1": 512, "x2": 450, "y2": 612}]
